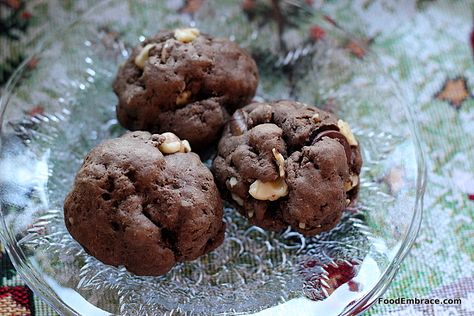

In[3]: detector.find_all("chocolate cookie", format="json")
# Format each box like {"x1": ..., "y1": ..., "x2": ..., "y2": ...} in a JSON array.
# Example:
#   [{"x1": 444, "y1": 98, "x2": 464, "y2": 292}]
[
  {"x1": 113, "y1": 28, "x2": 259, "y2": 150},
  {"x1": 64, "y1": 131, "x2": 225, "y2": 276},
  {"x1": 212, "y1": 100, "x2": 362, "y2": 236}
]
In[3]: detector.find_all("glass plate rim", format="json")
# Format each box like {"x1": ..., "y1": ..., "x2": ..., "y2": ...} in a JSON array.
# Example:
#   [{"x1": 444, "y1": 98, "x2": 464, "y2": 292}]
[{"x1": 0, "y1": 1, "x2": 428, "y2": 315}]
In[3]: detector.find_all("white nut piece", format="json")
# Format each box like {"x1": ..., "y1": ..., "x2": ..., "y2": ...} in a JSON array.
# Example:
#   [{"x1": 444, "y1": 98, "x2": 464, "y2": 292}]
[
  {"x1": 179, "y1": 140, "x2": 192, "y2": 153},
  {"x1": 248, "y1": 211, "x2": 254, "y2": 218},
  {"x1": 176, "y1": 90, "x2": 192, "y2": 106},
  {"x1": 68, "y1": 217, "x2": 74, "y2": 225},
  {"x1": 174, "y1": 28, "x2": 200, "y2": 43},
  {"x1": 272, "y1": 148, "x2": 285, "y2": 177},
  {"x1": 337, "y1": 119, "x2": 358, "y2": 146},
  {"x1": 159, "y1": 132, "x2": 182, "y2": 154},
  {"x1": 249, "y1": 178, "x2": 288, "y2": 201},
  {"x1": 231, "y1": 193, "x2": 244, "y2": 206},
  {"x1": 299, "y1": 222, "x2": 306, "y2": 229},
  {"x1": 134, "y1": 43, "x2": 156, "y2": 69},
  {"x1": 344, "y1": 174, "x2": 359, "y2": 191},
  {"x1": 229, "y1": 177, "x2": 238, "y2": 188},
  {"x1": 312, "y1": 113, "x2": 321, "y2": 123}
]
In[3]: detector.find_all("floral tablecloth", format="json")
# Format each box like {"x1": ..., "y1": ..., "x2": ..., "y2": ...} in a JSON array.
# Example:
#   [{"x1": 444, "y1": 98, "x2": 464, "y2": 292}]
[{"x1": 1, "y1": 0, "x2": 473, "y2": 315}]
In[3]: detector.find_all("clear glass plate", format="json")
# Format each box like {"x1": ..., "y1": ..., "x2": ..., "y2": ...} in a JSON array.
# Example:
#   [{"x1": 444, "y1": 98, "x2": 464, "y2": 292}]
[{"x1": 0, "y1": 1, "x2": 426, "y2": 315}]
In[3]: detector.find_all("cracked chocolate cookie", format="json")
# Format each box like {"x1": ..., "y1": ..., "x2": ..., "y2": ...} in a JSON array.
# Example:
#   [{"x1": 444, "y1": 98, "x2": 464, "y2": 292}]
[
  {"x1": 113, "y1": 28, "x2": 259, "y2": 150},
  {"x1": 64, "y1": 131, "x2": 225, "y2": 276},
  {"x1": 212, "y1": 100, "x2": 362, "y2": 236}
]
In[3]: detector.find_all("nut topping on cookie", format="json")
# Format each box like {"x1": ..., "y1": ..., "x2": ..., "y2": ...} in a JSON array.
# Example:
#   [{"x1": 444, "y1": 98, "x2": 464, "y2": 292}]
[
  {"x1": 174, "y1": 28, "x2": 200, "y2": 43},
  {"x1": 337, "y1": 119, "x2": 358, "y2": 146},
  {"x1": 249, "y1": 178, "x2": 288, "y2": 201},
  {"x1": 272, "y1": 148, "x2": 285, "y2": 177},
  {"x1": 229, "y1": 177, "x2": 238, "y2": 188},
  {"x1": 159, "y1": 132, "x2": 191, "y2": 154},
  {"x1": 176, "y1": 90, "x2": 192, "y2": 106},
  {"x1": 134, "y1": 43, "x2": 156, "y2": 69},
  {"x1": 231, "y1": 193, "x2": 244, "y2": 206},
  {"x1": 344, "y1": 174, "x2": 359, "y2": 191}
]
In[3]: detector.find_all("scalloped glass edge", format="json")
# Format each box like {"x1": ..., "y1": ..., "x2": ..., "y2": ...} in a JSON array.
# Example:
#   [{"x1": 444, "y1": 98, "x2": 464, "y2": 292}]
[{"x1": 0, "y1": 1, "x2": 427, "y2": 315}]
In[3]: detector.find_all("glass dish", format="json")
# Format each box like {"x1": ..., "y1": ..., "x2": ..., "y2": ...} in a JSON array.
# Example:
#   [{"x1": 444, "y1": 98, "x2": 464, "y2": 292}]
[{"x1": 0, "y1": 1, "x2": 426, "y2": 315}]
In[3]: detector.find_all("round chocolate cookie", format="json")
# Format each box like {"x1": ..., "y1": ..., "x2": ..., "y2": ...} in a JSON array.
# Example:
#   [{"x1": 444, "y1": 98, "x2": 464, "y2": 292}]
[
  {"x1": 113, "y1": 28, "x2": 259, "y2": 150},
  {"x1": 64, "y1": 131, "x2": 225, "y2": 276},
  {"x1": 212, "y1": 100, "x2": 362, "y2": 236}
]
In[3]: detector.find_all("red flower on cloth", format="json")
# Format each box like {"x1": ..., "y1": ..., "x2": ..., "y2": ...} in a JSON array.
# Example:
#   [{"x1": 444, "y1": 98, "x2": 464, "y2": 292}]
[
  {"x1": 309, "y1": 25, "x2": 326, "y2": 41},
  {"x1": 0, "y1": 286, "x2": 32, "y2": 316},
  {"x1": 345, "y1": 39, "x2": 374, "y2": 59}
]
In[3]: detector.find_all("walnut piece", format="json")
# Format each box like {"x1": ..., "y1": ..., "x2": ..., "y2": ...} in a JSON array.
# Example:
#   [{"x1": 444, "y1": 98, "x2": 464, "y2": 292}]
[
  {"x1": 229, "y1": 177, "x2": 238, "y2": 188},
  {"x1": 312, "y1": 113, "x2": 321, "y2": 123},
  {"x1": 179, "y1": 140, "x2": 191, "y2": 153},
  {"x1": 158, "y1": 132, "x2": 192, "y2": 154},
  {"x1": 134, "y1": 44, "x2": 156, "y2": 69},
  {"x1": 272, "y1": 148, "x2": 285, "y2": 177},
  {"x1": 176, "y1": 90, "x2": 192, "y2": 106},
  {"x1": 231, "y1": 193, "x2": 244, "y2": 206},
  {"x1": 174, "y1": 28, "x2": 200, "y2": 43},
  {"x1": 344, "y1": 174, "x2": 359, "y2": 191},
  {"x1": 249, "y1": 178, "x2": 288, "y2": 201},
  {"x1": 337, "y1": 119, "x2": 358, "y2": 146}
]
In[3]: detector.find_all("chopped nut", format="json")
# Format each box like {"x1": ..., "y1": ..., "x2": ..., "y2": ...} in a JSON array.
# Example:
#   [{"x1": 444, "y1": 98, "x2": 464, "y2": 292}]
[
  {"x1": 337, "y1": 119, "x2": 358, "y2": 146},
  {"x1": 229, "y1": 177, "x2": 238, "y2": 188},
  {"x1": 299, "y1": 222, "x2": 306, "y2": 229},
  {"x1": 272, "y1": 148, "x2": 285, "y2": 177},
  {"x1": 159, "y1": 132, "x2": 182, "y2": 154},
  {"x1": 134, "y1": 43, "x2": 156, "y2": 69},
  {"x1": 176, "y1": 90, "x2": 192, "y2": 106},
  {"x1": 249, "y1": 178, "x2": 288, "y2": 201},
  {"x1": 231, "y1": 193, "x2": 244, "y2": 206},
  {"x1": 179, "y1": 140, "x2": 191, "y2": 153},
  {"x1": 344, "y1": 174, "x2": 359, "y2": 191},
  {"x1": 160, "y1": 141, "x2": 181, "y2": 154},
  {"x1": 346, "y1": 199, "x2": 351, "y2": 206},
  {"x1": 160, "y1": 132, "x2": 180, "y2": 143},
  {"x1": 161, "y1": 41, "x2": 171, "y2": 63},
  {"x1": 248, "y1": 211, "x2": 254, "y2": 218},
  {"x1": 174, "y1": 28, "x2": 200, "y2": 43},
  {"x1": 312, "y1": 113, "x2": 321, "y2": 122},
  {"x1": 230, "y1": 109, "x2": 248, "y2": 136},
  {"x1": 68, "y1": 217, "x2": 74, "y2": 225}
]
